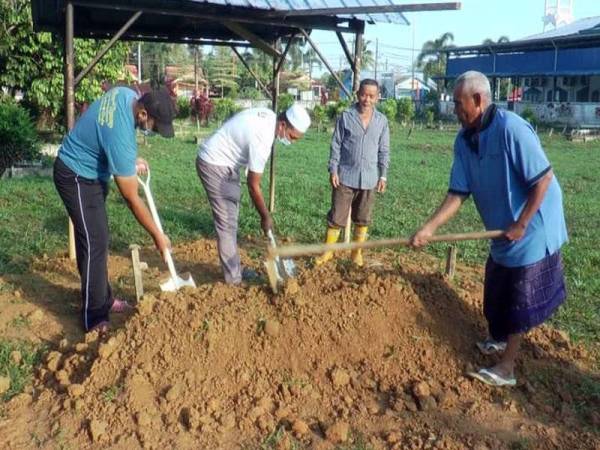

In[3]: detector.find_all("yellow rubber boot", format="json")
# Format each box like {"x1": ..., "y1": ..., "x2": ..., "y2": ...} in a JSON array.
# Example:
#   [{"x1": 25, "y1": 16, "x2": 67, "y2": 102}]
[
  {"x1": 351, "y1": 225, "x2": 368, "y2": 267},
  {"x1": 314, "y1": 227, "x2": 341, "y2": 266}
]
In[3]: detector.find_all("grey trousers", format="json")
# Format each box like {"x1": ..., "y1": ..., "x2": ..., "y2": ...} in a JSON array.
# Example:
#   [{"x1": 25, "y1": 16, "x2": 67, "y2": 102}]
[{"x1": 196, "y1": 157, "x2": 242, "y2": 284}]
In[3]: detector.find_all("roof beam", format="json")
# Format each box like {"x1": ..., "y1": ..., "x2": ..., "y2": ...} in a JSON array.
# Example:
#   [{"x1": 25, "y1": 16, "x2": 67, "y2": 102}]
[
  {"x1": 265, "y1": 2, "x2": 462, "y2": 17},
  {"x1": 231, "y1": 47, "x2": 272, "y2": 99},
  {"x1": 299, "y1": 28, "x2": 352, "y2": 99},
  {"x1": 222, "y1": 20, "x2": 281, "y2": 59},
  {"x1": 336, "y1": 32, "x2": 356, "y2": 72},
  {"x1": 74, "y1": 10, "x2": 142, "y2": 86}
]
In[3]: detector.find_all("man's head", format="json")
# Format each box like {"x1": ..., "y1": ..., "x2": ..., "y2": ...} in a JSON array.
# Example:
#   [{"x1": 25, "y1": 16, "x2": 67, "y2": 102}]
[
  {"x1": 357, "y1": 79, "x2": 379, "y2": 111},
  {"x1": 276, "y1": 104, "x2": 311, "y2": 145},
  {"x1": 136, "y1": 90, "x2": 177, "y2": 138},
  {"x1": 453, "y1": 71, "x2": 492, "y2": 129}
]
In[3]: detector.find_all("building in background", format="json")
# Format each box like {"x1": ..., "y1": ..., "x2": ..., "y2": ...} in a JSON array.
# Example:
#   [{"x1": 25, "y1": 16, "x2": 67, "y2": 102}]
[{"x1": 439, "y1": 16, "x2": 600, "y2": 127}]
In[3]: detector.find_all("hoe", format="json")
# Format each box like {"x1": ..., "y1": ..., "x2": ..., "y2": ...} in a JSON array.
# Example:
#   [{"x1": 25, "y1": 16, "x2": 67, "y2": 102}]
[{"x1": 264, "y1": 230, "x2": 504, "y2": 293}]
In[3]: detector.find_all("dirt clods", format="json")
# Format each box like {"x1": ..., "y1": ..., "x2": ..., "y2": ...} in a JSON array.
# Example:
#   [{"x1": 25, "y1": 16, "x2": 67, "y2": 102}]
[{"x1": 0, "y1": 240, "x2": 598, "y2": 449}]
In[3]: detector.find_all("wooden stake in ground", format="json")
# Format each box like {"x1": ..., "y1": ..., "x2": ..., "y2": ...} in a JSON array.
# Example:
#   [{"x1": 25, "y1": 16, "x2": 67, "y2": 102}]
[{"x1": 129, "y1": 244, "x2": 148, "y2": 302}]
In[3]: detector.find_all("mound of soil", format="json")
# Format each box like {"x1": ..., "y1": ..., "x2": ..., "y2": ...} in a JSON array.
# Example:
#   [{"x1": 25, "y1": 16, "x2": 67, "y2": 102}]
[{"x1": 0, "y1": 239, "x2": 598, "y2": 449}]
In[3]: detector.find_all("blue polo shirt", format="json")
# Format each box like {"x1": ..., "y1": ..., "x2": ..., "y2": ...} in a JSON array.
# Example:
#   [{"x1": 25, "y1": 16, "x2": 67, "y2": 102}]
[
  {"x1": 58, "y1": 87, "x2": 138, "y2": 182},
  {"x1": 449, "y1": 108, "x2": 568, "y2": 267}
]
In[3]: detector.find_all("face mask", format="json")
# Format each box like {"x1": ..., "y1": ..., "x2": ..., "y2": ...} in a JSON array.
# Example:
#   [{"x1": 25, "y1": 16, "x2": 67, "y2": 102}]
[{"x1": 277, "y1": 135, "x2": 291, "y2": 146}]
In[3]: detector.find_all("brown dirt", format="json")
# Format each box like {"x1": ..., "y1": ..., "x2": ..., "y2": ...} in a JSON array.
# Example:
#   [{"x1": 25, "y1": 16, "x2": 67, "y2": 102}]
[{"x1": 0, "y1": 238, "x2": 598, "y2": 450}]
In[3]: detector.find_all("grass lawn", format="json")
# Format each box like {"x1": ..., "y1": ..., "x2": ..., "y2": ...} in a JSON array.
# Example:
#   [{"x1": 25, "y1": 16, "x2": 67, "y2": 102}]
[{"x1": 0, "y1": 122, "x2": 598, "y2": 350}]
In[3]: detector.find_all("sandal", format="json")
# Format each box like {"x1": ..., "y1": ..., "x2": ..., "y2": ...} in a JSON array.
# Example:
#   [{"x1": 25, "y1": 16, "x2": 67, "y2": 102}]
[
  {"x1": 468, "y1": 368, "x2": 517, "y2": 387},
  {"x1": 88, "y1": 320, "x2": 110, "y2": 334},
  {"x1": 110, "y1": 298, "x2": 133, "y2": 313},
  {"x1": 476, "y1": 337, "x2": 507, "y2": 355}
]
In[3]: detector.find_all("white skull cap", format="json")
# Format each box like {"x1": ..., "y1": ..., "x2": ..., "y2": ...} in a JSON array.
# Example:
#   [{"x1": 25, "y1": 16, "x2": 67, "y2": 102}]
[{"x1": 285, "y1": 103, "x2": 311, "y2": 133}]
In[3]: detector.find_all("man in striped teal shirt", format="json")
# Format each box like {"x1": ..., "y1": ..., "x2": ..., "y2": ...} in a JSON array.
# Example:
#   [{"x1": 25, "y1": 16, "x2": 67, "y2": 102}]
[{"x1": 315, "y1": 79, "x2": 390, "y2": 267}]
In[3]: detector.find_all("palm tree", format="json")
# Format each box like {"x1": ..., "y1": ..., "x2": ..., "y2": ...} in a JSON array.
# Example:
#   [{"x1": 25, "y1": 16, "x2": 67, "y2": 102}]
[
  {"x1": 304, "y1": 47, "x2": 322, "y2": 83},
  {"x1": 416, "y1": 32, "x2": 455, "y2": 81},
  {"x1": 360, "y1": 40, "x2": 375, "y2": 70},
  {"x1": 482, "y1": 36, "x2": 510, "y2": 45},
  {"x1": 287, "y1": 41, "x2": 304, "y2": 71}
]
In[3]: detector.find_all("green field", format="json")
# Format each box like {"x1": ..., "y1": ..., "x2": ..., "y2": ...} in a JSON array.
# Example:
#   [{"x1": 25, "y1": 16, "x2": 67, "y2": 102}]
[{"x1": 0, "y1": 124, "x2": 598, "y2": 350}]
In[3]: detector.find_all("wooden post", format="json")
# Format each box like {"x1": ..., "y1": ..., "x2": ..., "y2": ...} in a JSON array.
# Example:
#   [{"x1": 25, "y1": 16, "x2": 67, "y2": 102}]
[
  {"x1": 64, "y1": 2, "x2": 76, "y2": 260},
  {"x1": 445, "y1": 245, "x2": 457, "y2": 279},
  {"x1": 352, "y1": 27, "x2": 364, "y2": 96},
  {"x1": 269, "y1": 39, "x2": 281, "y2": 213},
  {"x1": 130, "y1": 244, "x2": 145, "y2": 302}
]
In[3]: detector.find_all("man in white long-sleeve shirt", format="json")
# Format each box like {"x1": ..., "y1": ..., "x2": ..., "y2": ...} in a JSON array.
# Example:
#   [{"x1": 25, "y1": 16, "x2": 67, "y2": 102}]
[{"x1": 196, "y1": 105, "x2": 310, "y2": 284}]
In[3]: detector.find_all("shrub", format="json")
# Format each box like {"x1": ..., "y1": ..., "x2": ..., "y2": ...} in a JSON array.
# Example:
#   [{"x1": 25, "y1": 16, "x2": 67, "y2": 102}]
[
  {"x1": 311, "y1": 104, "x2": 328, "y2": 132},
  {"x1": 211, "y1": 98, "x2": 242, "y2": 124},
  {"x1": 240, "y1": 87, "x2": 262, "y2": 100},
  {"x1": 176, "y1": 96, "x2": 191, "y2": 119},
  {"x1": 397, "y1": 97, "x2": 415, "y2": 125},
  {"x1": 425, "y1": 108, "x2": 436, "y2": 127},
  {"x1": 326, "y1": 99, "x2": 351, "y2": 120},
  {"x1": 277, "y1": 93, "x2": 295, "y2": 113},
  {"x1": 520, "y1": 108, "x2": 538, "y2": 127},
  {"x1": 0, "y1": 100, "x2": 41, "y2": 177},
  {"x1": 225, "y1": 84, "x2": 239, "y2": 100},
  {"x1": 377, "y1": 98, "x2": 397, "y2": 124}
]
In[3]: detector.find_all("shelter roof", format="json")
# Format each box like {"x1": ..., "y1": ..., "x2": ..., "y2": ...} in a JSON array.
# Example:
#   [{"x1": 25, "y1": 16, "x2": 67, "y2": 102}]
[
  {"x1": 440, "y1": 16, "x2": 600, "y2": 79},
  {"x1": 445, "y1": 16, "x2": 600, "y2": 56},
  {"x1": 522, "y1": 16, "x2": 600, "y2": 41},
  {"x1": 31, "y1": 0, "x2": 423, "y2": 46}
]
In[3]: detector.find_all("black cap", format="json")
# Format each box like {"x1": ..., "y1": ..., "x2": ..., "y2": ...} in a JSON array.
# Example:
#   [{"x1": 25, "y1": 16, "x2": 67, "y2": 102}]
[{"x1": 139, "y1": 90, "x2": 176, "y2": 138}]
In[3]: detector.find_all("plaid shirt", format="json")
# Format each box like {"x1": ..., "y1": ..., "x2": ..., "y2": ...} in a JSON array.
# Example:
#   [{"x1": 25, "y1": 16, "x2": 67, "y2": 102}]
[{"x1": 328, "y1": 104, "x2": 390, "y2": 190}]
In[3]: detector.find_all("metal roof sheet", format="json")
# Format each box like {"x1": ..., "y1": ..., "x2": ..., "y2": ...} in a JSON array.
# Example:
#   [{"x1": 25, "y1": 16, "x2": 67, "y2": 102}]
[
  {"x1": 521, "y1": 16, "x2": 600, "y2": 41},
  {"x1": 178, "y1": 0, "x2": 409, "y2": 25}
]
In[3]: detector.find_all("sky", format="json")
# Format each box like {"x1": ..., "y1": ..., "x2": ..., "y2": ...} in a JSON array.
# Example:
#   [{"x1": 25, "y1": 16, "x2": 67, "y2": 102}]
[{"x1": 310, "y1": 0, "x2": 600, "y2": 75}]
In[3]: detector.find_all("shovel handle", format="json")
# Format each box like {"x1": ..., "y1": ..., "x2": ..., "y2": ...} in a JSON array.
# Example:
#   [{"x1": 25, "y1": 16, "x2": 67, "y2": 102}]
[
  {"x1": 137, "y1": 169, "x2": 179, "y2": 283},
  {"x1": 266, "y1": 229, "x2": 277, "y2": 248},
  {"x1": 269, "y1": 230, "x2": 504, "y2": 259}
]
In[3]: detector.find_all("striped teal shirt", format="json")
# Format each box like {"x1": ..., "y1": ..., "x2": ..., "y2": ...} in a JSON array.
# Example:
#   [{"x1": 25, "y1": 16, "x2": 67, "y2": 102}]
[{"x1": 329, "y1": 104, "x2": 390, "y2": 190}]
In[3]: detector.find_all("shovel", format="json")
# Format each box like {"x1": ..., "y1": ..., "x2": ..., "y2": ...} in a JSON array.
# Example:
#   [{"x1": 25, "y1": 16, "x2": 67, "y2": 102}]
[
  {"x1": 265, "y1": 230, "x2": 504, "y2": 293},
  {"x1": 264, "y1": 229, "x2": 296, "y2": 291},
  {"x1": 137, "y1": 169, "x2": 196, "y2": 292}
]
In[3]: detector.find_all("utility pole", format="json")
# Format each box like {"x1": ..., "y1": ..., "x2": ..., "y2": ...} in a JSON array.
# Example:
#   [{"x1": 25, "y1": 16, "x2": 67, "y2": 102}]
[
  {"x1": 375, "y1": 39, "x2": 379, "y2": 80},
  {"x1": 194, "y1": 46, "x2": 199, "y2": 90},
  {"x1": 137, "y1": 42, "x2": 142, "y2": 83},
  {"x1": 412, "y1": 17, "x2": 416, "y2": 97}
]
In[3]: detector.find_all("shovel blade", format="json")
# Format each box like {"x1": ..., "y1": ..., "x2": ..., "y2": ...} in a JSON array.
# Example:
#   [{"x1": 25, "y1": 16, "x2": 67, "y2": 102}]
[
  {"x1": 264, "y1": 258, "x2": 282, "y2": 293},
  {"x1": 281, "y1": 258, "x2": 297, "y2": 277},
  {"x1": 160, "y1": 272, "x2": 196, "y2": 292}
]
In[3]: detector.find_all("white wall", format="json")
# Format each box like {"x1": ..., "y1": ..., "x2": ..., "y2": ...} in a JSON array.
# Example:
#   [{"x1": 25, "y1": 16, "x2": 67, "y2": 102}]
[{"x1": 439, "y1": 100, "x2": 600, "y2": 127}]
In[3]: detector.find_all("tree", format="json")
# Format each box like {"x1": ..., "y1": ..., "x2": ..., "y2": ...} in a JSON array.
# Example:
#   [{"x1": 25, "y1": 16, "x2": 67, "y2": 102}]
[
  {"x1": 304, "y1": 47, "x2": 322, "y2": 83},
  {"x1": 0, "y1": 0, "x2": 131, "y2": 129},
  {"x1": 236, "y1": 49, "x2": 271, "y2": 94},
  {"x1": 287, "y1": 41, "x2": 304, "y2": 71},
  {"x1": 360, "y1": 40, "x2": 375, "y2": 70},
  {"x1": 140, "y1": 42, "x2": 190, "y2": 88},
  {"x1": 416, "y1": 32, "x2": 455, "y2": 81},
  {"x1": 0, "y1": 100, "x2": 40, "y2": 176},
  {"x1": 205, "y1": 47, "x2": 238, "y2": 97},
  {"x1": 482, "y1": 36, "x2": 510, "y2": 45}
]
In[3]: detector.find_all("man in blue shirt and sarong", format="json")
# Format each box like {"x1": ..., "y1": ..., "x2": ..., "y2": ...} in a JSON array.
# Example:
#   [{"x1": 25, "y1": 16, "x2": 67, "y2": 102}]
[
  {"x1": 315, "y1": 79, "x2": 390, "y2": 267},
  {"x1": 410, "y1": 71, "x2": 567, "y2": 387},
  {"x1": 53, "y1": 87, "x2": 174, "y2": 333}
]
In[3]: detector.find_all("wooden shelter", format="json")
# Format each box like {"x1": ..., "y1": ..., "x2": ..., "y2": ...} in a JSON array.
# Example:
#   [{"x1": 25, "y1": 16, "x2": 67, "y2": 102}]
[{"x1": 30, "y1": 0, "x2": 461, "y2": 258}]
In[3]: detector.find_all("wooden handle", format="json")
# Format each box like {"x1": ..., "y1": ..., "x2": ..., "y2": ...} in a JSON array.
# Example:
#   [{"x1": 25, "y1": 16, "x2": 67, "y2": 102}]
[{"x1": 268, "y1": 230, "x2": 504, "y2": 259}]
